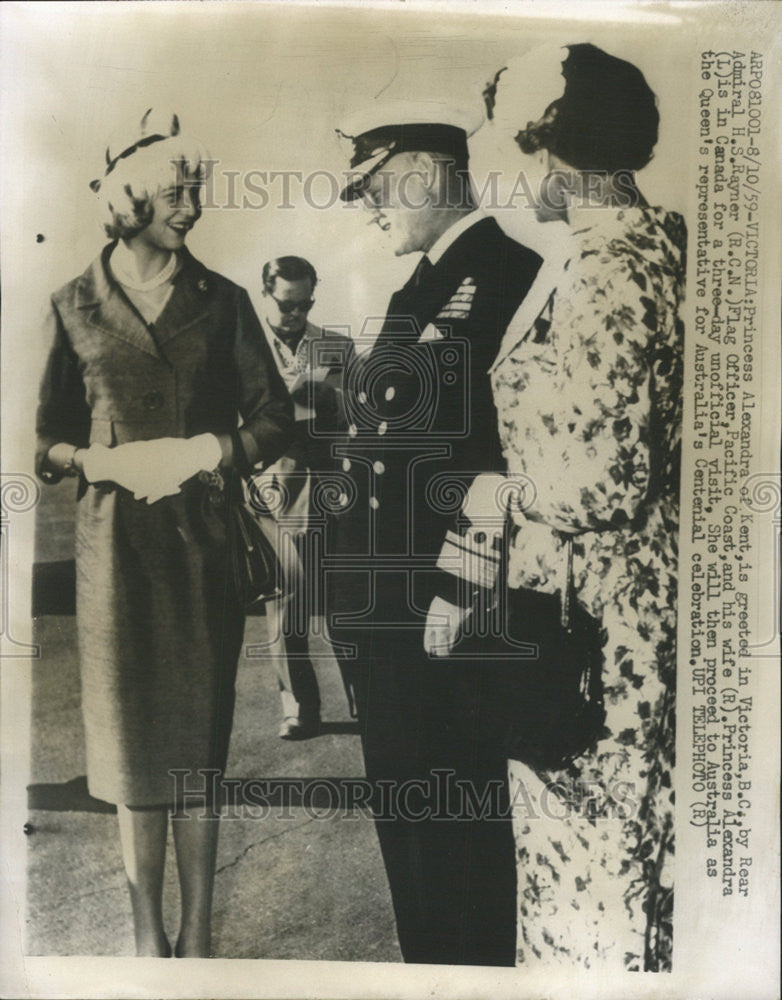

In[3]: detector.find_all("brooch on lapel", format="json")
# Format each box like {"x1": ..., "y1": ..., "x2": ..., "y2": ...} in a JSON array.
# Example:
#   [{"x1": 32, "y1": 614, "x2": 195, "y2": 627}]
[{"x1": 436, "y1": 277, "x2": 476, "y2": 321}]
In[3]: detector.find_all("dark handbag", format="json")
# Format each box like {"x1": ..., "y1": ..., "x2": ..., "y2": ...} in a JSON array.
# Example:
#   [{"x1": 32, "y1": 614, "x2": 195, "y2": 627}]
[
  {"x1": 455, "y1": 536, "x2": 606, "y2": 770},
  {"x1": 226, "y1": 432, "x2": 290, "y2": 609},
  {"x1": 228, "y1": 489, "x2": 287, "y2": 608}
]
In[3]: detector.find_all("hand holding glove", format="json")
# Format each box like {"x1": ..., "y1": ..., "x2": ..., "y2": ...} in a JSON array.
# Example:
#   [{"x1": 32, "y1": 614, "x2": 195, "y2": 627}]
[
  {"x1": 80, "y1": 434, "x2": 222, "y2": 503},
  {"x1": 129, "y1": 434, "x2": 223, "y2": 503},
  {"x1": 133, "y1": 433, "x2": 222, "y2": 503},
  {"x1": 80, "y1": 443, "x2": 152, "y2": 496}
]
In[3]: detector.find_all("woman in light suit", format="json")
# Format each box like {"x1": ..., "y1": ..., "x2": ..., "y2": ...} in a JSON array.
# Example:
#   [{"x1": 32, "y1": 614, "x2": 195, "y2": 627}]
[{"x1": 36, "y1": 110, "x2": 293, "y2": 956}]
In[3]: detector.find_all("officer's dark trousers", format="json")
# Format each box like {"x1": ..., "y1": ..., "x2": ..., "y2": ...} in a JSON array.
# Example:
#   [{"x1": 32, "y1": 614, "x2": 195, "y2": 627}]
[{"x1": 338, "y1": 625, "x2": 517, "y2": 967}]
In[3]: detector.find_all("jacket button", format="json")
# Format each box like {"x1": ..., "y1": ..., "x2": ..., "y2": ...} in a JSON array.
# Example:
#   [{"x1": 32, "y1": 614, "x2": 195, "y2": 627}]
[
  {"x1": 373, "y1": 461, "x2": 385, "y2": 475},
  {"x1": 377, "y1": 421, "x2": 388, "y2": 436},
  {"x1": 358, "y1": 391, "x2": 367, "y2": 404},
  {"x1": 384, "y1": 386, "x2": 396, "y2": 401},
  {"x1": 369, "y1": 496, "x2": 380, "y2": 510},
  {"x1": 142, "y1": 391, "x2": 164, "y2": 410},
  {"x1": 342, "y1": 458, "x2": 352, "y2": 472},
  {"x1": 348, "y1": 423, "x2": 358, "y2": 438}
]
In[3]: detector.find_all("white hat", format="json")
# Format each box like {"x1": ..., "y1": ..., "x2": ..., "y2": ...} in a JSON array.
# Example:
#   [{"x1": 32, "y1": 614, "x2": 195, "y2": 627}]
[
  {"x1": 484, "y1": 44, "x2": 568, "y2": 137},
  {"x1": 90, "y1": 108, "x2": 182, "y2": 193}
]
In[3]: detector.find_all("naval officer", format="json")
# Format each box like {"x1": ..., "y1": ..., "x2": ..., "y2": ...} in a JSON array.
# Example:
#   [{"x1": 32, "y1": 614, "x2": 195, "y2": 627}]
[{"x1": 325, "y1": 102, "x2": 542, "y2": 966}]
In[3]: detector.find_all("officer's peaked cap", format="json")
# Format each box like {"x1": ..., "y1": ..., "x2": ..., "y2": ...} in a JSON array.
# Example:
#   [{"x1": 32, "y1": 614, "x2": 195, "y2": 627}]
[{"x1": 337, "y1": 100, "x2": 482, "y2": 202}]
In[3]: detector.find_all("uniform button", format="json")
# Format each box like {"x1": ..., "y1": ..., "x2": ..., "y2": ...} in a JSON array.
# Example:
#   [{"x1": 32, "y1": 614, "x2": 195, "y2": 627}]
[
  {"x1": 143, "y1": 391, "x2": 164, "y2": 410},
  {"x1": 358, "y1": 391, "x2": 367, "y2": 404},
  {"x1": 377, "y1": 421, "x2": 388, "y2": 436},
  {"x1": 373, "y1": 460, "x2": 385, "y2": 475},
  {"x1": 348, "y1": 423, "x2": 358, "y2": 438},
  {"x1": 342, "y1": 458, "x2": 352, "y2": 472},
  {"x1": 384, "y1": 386, "x2": 396, "y2": 401},
  {"x1": 369, "y1": 496, "x2": 380, "y2": 510}
]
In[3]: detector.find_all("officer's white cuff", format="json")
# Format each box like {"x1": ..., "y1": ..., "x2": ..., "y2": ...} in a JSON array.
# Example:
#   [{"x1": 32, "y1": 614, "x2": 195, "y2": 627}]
[{"x1": 436, "y1": 527, "x2": 502, "y2": 591}]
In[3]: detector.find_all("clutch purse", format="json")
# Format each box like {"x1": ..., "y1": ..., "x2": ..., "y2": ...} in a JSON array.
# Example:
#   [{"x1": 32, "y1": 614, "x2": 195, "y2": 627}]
[{"x1": 455, "y1": 536, "x2": 606, "y2": 771}]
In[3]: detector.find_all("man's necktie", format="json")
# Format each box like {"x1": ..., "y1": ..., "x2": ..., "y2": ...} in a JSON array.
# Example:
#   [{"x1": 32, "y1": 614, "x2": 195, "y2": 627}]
[{"x1": 412, "y1": 254, "x2": 434, "y2": 287}]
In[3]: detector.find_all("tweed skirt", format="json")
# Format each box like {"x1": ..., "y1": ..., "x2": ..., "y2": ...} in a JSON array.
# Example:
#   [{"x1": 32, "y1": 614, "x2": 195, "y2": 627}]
[{"x1": 75, "y1": 478, "x2": 244, "y2": 806}]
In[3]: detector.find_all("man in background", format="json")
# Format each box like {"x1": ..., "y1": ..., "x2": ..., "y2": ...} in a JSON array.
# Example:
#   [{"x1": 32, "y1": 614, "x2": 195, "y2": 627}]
[{"x1": 257, "y1": 256, "x2": 353, "y2": 739}]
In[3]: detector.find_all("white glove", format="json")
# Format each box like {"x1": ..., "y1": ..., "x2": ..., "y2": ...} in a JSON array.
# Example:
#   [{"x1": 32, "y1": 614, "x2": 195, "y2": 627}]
[
  {"x1": 129, "y1": 434, "x2": 222, "y2": 503},
  {"x1": 80, "y1": 443, "x2": 151, "y2": 495},
  {"x1": 80, "y1": 435, "x2": 221, "y2": 504},
  {"x1": 423, "y1": 596, "x2": 472, "y2": 658},
  {"x1": 461, "y1": 472, "x2": 508, "y2": 525}
]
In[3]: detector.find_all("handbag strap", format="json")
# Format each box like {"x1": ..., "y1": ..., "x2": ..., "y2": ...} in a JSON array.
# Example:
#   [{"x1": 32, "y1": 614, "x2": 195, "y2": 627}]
[
  {"x1": 561, "y1": 535, "x2": 574, "y2": 630},
  {"x1": 561, "y1": 535, "x2": 604, "y2": 709},
  {"x1": 231, "y1": 429, "x2": 252, "y2": 479},
  {"x1": 500, "y1": 489, "x2": 576, "y2": 632}
]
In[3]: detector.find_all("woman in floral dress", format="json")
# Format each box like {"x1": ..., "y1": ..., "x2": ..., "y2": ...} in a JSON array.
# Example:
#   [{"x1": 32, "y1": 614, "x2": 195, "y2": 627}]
[{"x1": 487, "y1": 44, "x2": 686, "y2": 970}]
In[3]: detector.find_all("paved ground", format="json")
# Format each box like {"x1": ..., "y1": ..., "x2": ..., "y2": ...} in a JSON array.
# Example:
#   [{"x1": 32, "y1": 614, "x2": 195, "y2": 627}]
[{"x1": 25, "y1": 481, "x2": 399, "y2": 961}]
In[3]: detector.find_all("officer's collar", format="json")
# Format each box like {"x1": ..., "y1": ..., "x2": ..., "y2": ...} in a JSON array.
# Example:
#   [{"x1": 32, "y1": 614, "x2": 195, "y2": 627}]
[{"x1": 426, "y1": 209, "x2": 486, "y2": 265}]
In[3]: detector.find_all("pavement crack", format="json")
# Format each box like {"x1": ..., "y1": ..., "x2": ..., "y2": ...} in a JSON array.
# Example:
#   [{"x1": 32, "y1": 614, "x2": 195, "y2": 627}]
[
  {"x1": 216, "y1": 817, "x2": 317, "y2": 875},
  {"x1": 38, "y1": 881, "x2": 118, "y2": 915},
  {"x1": 70, "y1": 883, "x2": 119, "y2": 904}
]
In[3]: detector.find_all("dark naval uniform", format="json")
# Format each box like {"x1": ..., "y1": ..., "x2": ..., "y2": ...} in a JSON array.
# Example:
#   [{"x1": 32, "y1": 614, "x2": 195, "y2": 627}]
[{"x1": 325, "y1": 213, "x2": 541, "y2": 965}]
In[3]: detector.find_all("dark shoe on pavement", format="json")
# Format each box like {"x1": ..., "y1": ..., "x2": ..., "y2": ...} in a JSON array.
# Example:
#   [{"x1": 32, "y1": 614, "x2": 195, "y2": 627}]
[{"x1": 278, "y1": 715, "x2": 320, "y2": 740}]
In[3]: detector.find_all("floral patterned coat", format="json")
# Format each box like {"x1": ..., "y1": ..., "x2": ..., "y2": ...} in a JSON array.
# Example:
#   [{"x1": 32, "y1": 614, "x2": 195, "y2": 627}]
[{"x1": 491, "y1": 205, "x2": 686, "y2": 971}]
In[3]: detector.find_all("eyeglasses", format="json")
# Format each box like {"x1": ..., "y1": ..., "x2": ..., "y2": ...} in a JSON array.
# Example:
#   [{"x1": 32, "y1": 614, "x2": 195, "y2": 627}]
[{"x1": 269, "y1": 294, "x2": 314, "y2": 315}]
